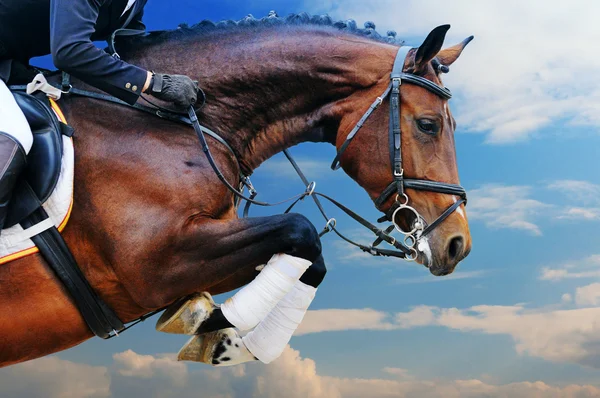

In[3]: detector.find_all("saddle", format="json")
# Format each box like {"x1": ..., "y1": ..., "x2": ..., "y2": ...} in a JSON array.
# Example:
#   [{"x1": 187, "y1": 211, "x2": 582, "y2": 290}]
[{"x1": 5, "y1": 91, "x2": 73, "y2": 228}]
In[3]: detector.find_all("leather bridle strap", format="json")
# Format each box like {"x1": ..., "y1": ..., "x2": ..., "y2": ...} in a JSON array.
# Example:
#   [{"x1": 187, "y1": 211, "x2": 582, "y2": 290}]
[
  {"x1": 388, "y1": 46, "x2": 411, "y2": 199},
  {"x1": 375, "y1": 179, "x2": 467, "y2": 210},
  {"x1": 331, "y1": 83, "x2": 393, "y2": 170},
  {"x1": 329, "y1": 45, "x2": 466, "y2": 248},
  {"x1": 422, "y1": 197, "x2": 465, "y2": 237}
]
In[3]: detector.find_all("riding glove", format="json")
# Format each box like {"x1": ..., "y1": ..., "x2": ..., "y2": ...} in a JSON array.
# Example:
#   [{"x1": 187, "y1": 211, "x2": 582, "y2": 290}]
[{"x1": 147, "y1": 73, "x2": 199, "y2": 108}]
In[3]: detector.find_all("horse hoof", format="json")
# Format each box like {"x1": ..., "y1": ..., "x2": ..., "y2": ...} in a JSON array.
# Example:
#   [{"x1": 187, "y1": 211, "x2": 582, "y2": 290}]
[
  {"x1": 156, "y1": 292, "x2": 217, "y2": 335},
  {"x1": 177, "y1": 328, "x2": 257, "y2": 366}
]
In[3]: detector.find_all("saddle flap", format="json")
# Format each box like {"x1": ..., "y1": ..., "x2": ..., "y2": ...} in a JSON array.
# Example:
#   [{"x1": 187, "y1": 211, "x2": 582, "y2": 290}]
[{"x1": 5, "y1": 92, "x2": 64, "y2": 228}]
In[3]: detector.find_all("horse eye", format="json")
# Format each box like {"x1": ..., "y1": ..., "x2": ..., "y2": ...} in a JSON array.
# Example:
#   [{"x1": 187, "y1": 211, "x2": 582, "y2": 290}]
[{"x1": 417, "y1": 119, "x2": 440, "y2": 135}]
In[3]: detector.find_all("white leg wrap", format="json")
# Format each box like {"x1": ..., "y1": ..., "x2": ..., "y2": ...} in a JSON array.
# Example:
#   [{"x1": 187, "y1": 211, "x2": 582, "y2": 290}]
[
  {"x1": 0, "y1": 80, "x2": 33, "y2": 153},
  {"x1": 242, "y1": 281, "x2": 317, "y2": 364},
  {"x1": 221, "y1": 253, "x2": 311, "y2": 331}
]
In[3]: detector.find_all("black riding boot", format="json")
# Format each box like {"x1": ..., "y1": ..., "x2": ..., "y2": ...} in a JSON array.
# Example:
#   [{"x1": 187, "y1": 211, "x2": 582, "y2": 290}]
[{"x1": 0, "y1": 132, "x2": 27, "y2": 232}]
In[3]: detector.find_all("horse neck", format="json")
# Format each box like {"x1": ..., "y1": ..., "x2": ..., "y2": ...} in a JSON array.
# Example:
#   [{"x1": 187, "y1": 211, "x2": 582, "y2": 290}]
[{"x1": 126, "y1": 29, "x2": 395, "y2": 173}]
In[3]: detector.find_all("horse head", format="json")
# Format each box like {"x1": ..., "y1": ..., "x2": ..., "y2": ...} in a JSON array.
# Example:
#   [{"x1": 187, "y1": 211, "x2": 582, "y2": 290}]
[{"x1": 334, "y1": 25, "x2": 473, "y2": 275}]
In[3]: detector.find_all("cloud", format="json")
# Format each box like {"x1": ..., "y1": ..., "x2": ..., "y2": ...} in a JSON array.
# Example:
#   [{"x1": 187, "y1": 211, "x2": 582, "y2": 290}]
[
  {"x1": 548, "y1": 181, "x2": 600, "y2": 206},
  {"x1": 111, "y1": 347, "x2": 340, "y2": 398},
  {"x1": 548, "y1": 181, "x2": 600, "y2": 220},
  {"x1": 465, "y1": 181, "x2": 600, "y2": 234},
  {"x1": 0, "y1": 356, "x2": 110, "y2": 398},
  {"x1": 382, "y1": 367, "x2": 414, "y2": 380},
  {"x1": 468, "y1": 184, "x2": 549, "y2": 235},
  {"x1": 326, "y1": 377, "x2": 600, "y2": 398},
  {"x1": 390, "y1": 300, "x2": 600, "y2": 370},
  {"x1": 113, "y1": 350, "x2": 187, "y2": 386},
  {"x1": 303, "y1": 0, "x2": 600, "y2": 144},
  {"x1": 576, "y1": 283, "x2": 600, "y2": 307},
  {"x1": 4, "y1": 348, "x2": 600, "y2": 398},
  {"x1": 289, "y1": 302, "x2": 600, "y2": 370},
  {"x1": 426, "y1": 304, "x2": 600, "y2": 367},
  {"x1": 293, "y1": 289, "x2": 600, "y2": 369},
  {"x1": 295, "y1": 308, "x2": 396, "y2": 335},
  {"x1": 540, "y1": 254, "x2": 600, "y2": 281},
  {"x1": 558, "y1": 208, "x2": 600, "y2": 221}
]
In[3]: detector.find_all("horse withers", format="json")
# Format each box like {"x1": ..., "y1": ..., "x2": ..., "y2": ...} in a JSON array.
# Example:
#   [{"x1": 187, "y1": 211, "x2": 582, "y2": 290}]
[{"x1": 0, "y1": 14, "x2": 472, "y2": 367}]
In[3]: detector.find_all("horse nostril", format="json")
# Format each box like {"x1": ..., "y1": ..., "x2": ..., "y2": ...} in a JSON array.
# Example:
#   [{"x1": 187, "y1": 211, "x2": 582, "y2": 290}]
[{"x1": 447, "y1": 236, "x2": 464, "y2": 262}]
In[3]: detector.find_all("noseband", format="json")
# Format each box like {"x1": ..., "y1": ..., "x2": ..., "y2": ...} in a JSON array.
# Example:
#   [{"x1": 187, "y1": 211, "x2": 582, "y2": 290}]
[{"x1": 330, "y1": 47, "x2": 467, "y2": 260}]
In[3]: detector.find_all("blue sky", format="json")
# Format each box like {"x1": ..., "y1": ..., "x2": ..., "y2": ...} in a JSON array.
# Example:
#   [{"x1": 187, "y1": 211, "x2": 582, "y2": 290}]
[{"x1": 4, "y1": 1, "x2": 600, "y2": 397}]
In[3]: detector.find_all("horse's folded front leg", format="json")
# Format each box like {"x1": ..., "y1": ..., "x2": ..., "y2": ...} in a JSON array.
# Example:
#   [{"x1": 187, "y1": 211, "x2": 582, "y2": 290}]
[
  {"x1": 177, "y1": 255, "x2": 327, "y2": 366},
  {"x1": 152, "y1": 213, "x2": 325, "y2": 365},
  {"x1": 156, "y1": 252, "x2": 311, "y2": 335}
]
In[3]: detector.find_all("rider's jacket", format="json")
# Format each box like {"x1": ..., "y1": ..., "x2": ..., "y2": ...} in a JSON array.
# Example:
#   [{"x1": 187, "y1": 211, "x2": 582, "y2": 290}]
[{"x1": 0, "y1": 0, "x2": 148, "y2": 104}]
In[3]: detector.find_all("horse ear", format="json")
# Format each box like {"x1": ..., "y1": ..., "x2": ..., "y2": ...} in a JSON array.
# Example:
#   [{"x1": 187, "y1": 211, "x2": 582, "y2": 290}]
[
  {"x1": 414, "y1": 25, "x2": 451, "y2": 72},
  {"x1": 436, "y1": 36, "x2": 474, "y2": 67}
]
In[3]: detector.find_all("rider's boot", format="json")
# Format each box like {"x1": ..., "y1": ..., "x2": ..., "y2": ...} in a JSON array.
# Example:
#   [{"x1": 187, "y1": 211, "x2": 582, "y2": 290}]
[{"x1": 0, "y1": 132, "x2": 27, "y2": 232}]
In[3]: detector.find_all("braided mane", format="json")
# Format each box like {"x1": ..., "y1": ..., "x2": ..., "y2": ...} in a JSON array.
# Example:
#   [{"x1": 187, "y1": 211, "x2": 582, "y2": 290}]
[{"x1": 125, "y1": 11, "x2": 404, "y2": 47}]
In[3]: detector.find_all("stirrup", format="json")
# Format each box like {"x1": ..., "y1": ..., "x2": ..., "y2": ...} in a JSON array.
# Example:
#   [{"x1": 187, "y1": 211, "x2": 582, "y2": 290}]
[{"x1": 156, "y1": 292, "x2": 217, "y2": 335}]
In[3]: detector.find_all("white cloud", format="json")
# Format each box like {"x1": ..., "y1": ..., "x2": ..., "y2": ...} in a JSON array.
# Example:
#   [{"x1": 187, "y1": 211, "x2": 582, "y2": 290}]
[
  {"x1": 464, "y1": 181, "x2": 600, "y2": 234},
  {"x1": 296, "y1": 302, "x2": 600, "y2": 369},
  {"x1": 382, "y1": 367, "x2": 414, "y2": 380},
  {"x1": 558, "y1": 208, "x2": 600, "y2": 221},
  {"x1": 293, "y1": 287, "x2": 600, "y2": 369},
  {"x1": 326, "y1": 377, "x2": 600, "y2": 398},
  {"x1": 0, "y1": 356, "x2": 110, "y2": 398},
  {"x1": 296, "y1": 308, "x2": 395, "y2": 335},
  {"x1": 4, "y1": 349, "x2": 600, "y2": 398},
  {"x1": 113, "y1": 350, "x2": 187, "y2": 386},
  {"x1": 303, "y1": 0, "x2": 600, "y2": 144},
  {"x1": 548, "y1": 181, "x2": 600, "y2": 206},
  {"x1": 540, "y1": 254, "x2": 600, "y2": 281},
  {"x1": 576, "y1": 283, "x2": 600, "y2": 307},
  {"x1": 468, "y1": 184, "x2": 549, "y2": 235},
  {"x1": 548, "y1": 181, "x2": 600, "y2": 220}
]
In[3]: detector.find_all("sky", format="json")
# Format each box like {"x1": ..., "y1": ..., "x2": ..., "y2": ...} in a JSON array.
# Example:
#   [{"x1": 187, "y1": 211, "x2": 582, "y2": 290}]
[{"x1": 4, "y1": 0, "x2": 600, "y2": 397}]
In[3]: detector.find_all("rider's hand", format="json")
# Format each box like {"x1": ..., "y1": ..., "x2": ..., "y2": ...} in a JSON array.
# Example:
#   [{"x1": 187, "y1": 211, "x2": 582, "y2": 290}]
[{"x1": 145, "y1": 73, "x2": 199, "y2": 109}]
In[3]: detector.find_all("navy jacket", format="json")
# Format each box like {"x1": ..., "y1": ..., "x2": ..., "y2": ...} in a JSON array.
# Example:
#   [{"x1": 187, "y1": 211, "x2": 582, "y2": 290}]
[{"x1": 0, "y1": 0, "x2": 148, "y2": 104}]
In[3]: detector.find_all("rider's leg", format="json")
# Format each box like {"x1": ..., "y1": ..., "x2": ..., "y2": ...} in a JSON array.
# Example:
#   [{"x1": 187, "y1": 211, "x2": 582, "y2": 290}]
[{"x1": 0, "y1": 79, "x2": 33, "y2": 231}]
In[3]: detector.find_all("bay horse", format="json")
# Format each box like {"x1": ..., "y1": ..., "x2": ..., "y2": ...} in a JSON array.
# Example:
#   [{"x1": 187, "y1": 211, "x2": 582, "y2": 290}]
[{"x1": 0, "y1": 13, "x2": 472, "y2": 367}]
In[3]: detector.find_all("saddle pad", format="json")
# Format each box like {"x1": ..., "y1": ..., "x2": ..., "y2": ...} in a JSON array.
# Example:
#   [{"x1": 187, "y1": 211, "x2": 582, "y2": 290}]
[{"x1": 0, "y1": 100, "x2": 74, "y2": 264}]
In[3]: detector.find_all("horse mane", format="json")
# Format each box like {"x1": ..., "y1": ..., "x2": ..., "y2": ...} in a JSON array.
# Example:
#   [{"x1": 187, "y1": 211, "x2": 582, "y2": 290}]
[{"x1": 123, "y1": 11, "x2": 405, "y2": 48}]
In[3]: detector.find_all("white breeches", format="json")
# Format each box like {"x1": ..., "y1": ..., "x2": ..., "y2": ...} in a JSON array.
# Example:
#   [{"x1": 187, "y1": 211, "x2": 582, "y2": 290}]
[{"x1": 0, "y1": 79, "x2": 33, "y2": 153}]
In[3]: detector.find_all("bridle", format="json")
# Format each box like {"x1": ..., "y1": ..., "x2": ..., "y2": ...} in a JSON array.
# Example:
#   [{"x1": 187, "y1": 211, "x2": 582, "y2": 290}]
[{"x1": 330, "y1": 46, "x2": 467, "y2": 259}]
